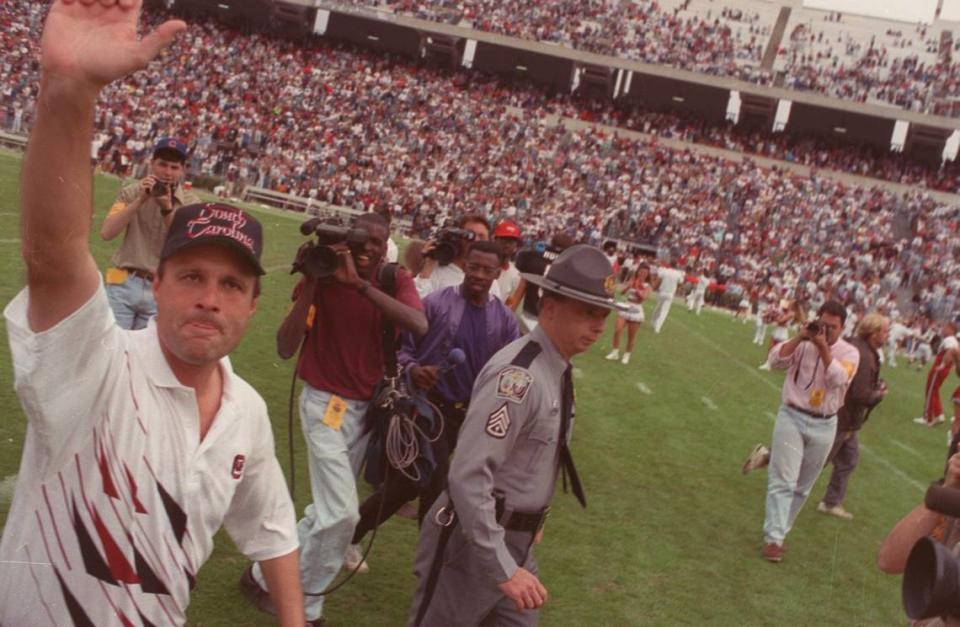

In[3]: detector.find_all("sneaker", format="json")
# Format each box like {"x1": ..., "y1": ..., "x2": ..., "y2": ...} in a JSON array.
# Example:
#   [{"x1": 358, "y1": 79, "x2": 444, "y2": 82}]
[
  {"x1": 342, "y1": 543, "x2": 369, "y2": 574},
  {"x1": 238, "y1": 565, "x2": 275, "y2": 615},
  {"x1": 741, "y1": 444, "x2": 770, "y2": 475},
  {"x1": 758, "y1": 362, "x2": 771, "y2": 371},
  {"x1": 932, "y1": 415, "x2": 947, "y2": 426},
  {"x1": 621, "y1": 352, "x2": 631, "y2": 365},
  {"x1": 816, "y1": 502, "x2": 853, "y2": 520},
  {"x1": 605, "y1": 349, "x2": 620, "y2": 361},
  {"x1": 914, "y1": 417, "x2": 936, "y2": 426},
  {"x1": 762, "y1": 542, "x2": 785, "y2": 563}
]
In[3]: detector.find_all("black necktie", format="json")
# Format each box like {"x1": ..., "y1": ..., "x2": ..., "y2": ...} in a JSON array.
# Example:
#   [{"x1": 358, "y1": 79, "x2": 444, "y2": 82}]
[{"x1": 560, "y1": 366, "x2": 587, "y2": 508}]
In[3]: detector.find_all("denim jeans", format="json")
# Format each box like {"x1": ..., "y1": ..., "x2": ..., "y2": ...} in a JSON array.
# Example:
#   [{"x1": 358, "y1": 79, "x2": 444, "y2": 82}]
[
  {"x1": 763, "y1": 404, "x2": 837, "y2": 545},
  {"x1": 253, "y1": 385, "x2": 370, "y2": 621},
  {"x1": 105, "y1": 273, "x2": 156, "y2": 330}
]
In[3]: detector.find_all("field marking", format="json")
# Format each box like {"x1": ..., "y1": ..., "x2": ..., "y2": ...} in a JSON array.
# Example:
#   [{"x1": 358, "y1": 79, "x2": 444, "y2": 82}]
[
  {"x1": 264, "y1": 264, "x2": 291, "y2": 274},
  {"x1": 572, "y1": 368, "x2": 584, "y2": 379},
  {"x1": 890, "y1": 439, "x2": 922, "y2": 458},
  {"x1": 701, "y1": 396, "x2": 718, "y2": 411},
  {"x1": 672, "y1": 316, "x2": 925, "y2": 492},
  {"x1": 0, "y1": 474, "x2": 17, "y2": 506},
  {"x1": 0, "y1": 238, "x2": 20, "y2": 244},
  {"x1": 765, "y1": 411, "x2": 777, "y2": 422},
  {"x1": 858, "y1": 443, "x2": 926, "y2": 491},
  {"x1": 635, "y1": 381, "x2": 652, "y2": 395}
]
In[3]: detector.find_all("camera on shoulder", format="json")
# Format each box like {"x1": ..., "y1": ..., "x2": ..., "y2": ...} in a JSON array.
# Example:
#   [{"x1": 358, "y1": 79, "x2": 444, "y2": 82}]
[
  {"x1": 425, "y1": 227, "x2": 476, "y2": 266},
  {"x1": 293, "y1": 217, "x2": 369, "y2": 280}
]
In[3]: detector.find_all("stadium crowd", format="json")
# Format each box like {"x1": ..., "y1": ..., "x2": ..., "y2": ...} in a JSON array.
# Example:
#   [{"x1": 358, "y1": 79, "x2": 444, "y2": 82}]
[
  {"x1": 1, "y1": 0, "x2": 958, "y2": 341},
  {"x1": 342, "y1": 0, "x2": 960, "y2": 117}
]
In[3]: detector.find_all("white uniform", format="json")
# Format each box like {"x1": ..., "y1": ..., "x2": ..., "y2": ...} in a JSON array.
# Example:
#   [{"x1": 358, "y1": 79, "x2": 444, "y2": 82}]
[
  {"x1": 651, "y1": 267, "x2": 685, "y2": 333},
  {"x1": 686, "y1": 274, "x2": 709, "y2": 315},
  {"x1": 0, "y1": 286, "x2": 297, "y2": 626},
  {"x1": 495, "y1": 261, "x2": 521, "y2": 305}
]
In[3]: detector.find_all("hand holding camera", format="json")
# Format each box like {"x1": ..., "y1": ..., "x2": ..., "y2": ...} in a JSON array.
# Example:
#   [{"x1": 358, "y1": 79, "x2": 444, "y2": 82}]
[{"x1": 139, "y1": 175, "x2": 174, "y2": 211}]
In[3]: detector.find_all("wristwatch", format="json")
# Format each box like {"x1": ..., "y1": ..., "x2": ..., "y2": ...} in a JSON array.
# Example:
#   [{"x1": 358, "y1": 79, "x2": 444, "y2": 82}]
[{"x1": 357, "y1": 280, "x2": 371, "y2": 295}]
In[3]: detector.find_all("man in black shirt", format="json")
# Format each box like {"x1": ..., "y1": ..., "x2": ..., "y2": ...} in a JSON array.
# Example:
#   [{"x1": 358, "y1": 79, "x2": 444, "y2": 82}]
[{"x1": 513, "y1": 233, "x2": 574, "y2": 332}]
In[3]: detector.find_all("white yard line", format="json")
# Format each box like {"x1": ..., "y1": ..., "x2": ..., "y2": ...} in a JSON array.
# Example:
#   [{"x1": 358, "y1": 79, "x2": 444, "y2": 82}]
[
  {"x1": 0, "y1": 474, "x2": 17, "y2": 506},
  {"x1": 890, "y1": 439, "x2": 922, "y2": 458},
  {"x1": 701, "y1": 396, "x2": 719, "y2": 411},
  {"x1": 672, "y1": 316, "x2": 925, "y2": 492},
  {"x1": 635, "y1": 381, "x2": 653, "y2": 395}
]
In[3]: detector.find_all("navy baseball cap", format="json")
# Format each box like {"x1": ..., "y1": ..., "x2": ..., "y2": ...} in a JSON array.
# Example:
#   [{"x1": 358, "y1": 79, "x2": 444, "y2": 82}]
[
  {"x1": 153, "y1": 137, "x2": 188, "y2": 161},
  {"x1": 160, "y1": 203, "x2": 265, "y2": 276}
]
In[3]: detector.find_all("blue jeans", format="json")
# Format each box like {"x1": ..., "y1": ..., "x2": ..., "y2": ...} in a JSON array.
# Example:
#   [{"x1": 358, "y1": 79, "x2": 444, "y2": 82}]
[
  {"x1": 253, "y1": 385, "x2": 370, "y2": 621},
  {"x1": 105, "y1": 273, "x2": 156, "y2": 330},
  {"x1": 763, "y1": 405, "x2": 837, "y2": 544}
]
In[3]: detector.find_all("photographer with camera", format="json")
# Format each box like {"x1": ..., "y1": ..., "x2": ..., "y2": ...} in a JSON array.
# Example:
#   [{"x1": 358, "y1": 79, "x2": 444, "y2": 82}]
[
  {"x1": 99, "y1": 136, "x2": 199, "y2": 329},
  {"x1": 757, "y1": 300, "x2": 860, "y2": 563},
  {"x1": 815, "y1": 313, "x2": 889, "y2": 521},
  {"x1": 878, "y1": 449, "x2": 960, "y2": 626},
  {"x1": 239, "y1": 212, "x2": 426, "y2": 626},
  {"x1": 414, "y1": 214, "x2": 501, "y2": 300}
]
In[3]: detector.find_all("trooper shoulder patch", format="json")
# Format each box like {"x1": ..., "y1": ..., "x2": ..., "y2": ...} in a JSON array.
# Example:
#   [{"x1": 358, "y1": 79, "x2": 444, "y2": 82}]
[
  {"x1": 486, "y1": 404, "x2": 511, "y2": 439},
  {"x1": 496, "y1": 367, "x2": 533, "y2": 404}
]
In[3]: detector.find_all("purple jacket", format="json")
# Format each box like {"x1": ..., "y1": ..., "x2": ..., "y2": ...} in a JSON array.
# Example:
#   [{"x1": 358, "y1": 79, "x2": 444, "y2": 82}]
[{"x1": 399, "y1": 285, "x2": 520, "y2": 402}]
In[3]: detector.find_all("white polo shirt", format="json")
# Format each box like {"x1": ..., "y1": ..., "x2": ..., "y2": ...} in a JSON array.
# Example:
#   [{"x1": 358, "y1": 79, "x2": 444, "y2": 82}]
[{"x1": 1, "y1": 285, "x2": 297, "y2": 626}]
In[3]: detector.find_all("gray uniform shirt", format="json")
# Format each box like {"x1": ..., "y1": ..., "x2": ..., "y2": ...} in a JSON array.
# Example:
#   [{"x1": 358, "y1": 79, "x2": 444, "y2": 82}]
[{"x1": 446, "y1": 325, "x2": 569, "y2": 584}]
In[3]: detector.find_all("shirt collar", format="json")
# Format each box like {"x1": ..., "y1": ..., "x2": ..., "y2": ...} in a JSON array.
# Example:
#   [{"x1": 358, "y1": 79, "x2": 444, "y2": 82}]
[{"x1": 139, "y1": 318, "x2": 235, "y2": 400}]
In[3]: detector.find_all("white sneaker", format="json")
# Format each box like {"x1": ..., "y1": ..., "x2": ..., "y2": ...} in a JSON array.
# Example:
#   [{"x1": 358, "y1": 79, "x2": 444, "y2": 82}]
[
  {"x1": 621, "y1": 352, "x2": 631, "y2": 365},
  {"x1": 816, "y1": 502, "x2": 853, "y2": 520},
  {"x1": 741, "y1": 444, "x2": 770, "y2": 475},
  {"x1": 932, "y1": 415, "x2": 947, "y2": 426},
  {"x1": 342, "y1": 544, "x2": 369, "y2": 574},
  {"x1": 758, "y1": 362, "x2": 771, "y2": 371},
  {"x1": 605, "y1": 349, "x2": 620, "y2": 361}
]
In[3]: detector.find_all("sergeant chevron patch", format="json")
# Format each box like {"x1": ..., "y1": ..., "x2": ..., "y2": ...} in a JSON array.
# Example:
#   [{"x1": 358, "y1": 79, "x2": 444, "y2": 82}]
[{"x1": 485, "y1": 404, "x2": 511, "y2": 439}]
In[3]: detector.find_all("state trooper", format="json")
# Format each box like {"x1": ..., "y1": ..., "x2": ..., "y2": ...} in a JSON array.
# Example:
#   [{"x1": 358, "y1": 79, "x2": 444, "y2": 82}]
[{"x1": 408, "y1": 244, "x2": 625, "y2": 627}]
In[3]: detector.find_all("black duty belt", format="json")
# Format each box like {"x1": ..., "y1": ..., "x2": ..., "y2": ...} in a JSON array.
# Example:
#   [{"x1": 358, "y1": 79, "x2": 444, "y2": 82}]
[
  {"x1": 495, "y1": 493, "x2": 550, "y2": 533},
  {"x1": 125, "y1": 268, "x2": 155, "y2": 282},
  {"x1": 787, "y1": 403, "x2": 833, "y2": 420}
]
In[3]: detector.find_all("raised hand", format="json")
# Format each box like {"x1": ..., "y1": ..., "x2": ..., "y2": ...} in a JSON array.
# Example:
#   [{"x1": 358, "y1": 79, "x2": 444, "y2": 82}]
[{"x1": 40, "y1": 0, "x2": 186, "y2": 90}]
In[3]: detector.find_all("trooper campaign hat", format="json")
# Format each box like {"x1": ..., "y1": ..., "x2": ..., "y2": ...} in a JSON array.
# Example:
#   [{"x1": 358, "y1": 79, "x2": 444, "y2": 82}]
[{"x1": 522, "y1": 244, "x2": 627, "y2": 311}]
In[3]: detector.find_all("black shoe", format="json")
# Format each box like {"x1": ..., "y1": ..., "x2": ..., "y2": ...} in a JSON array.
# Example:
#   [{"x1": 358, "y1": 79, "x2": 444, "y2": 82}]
[{"x1": 238, "y1": 565, "x2": 275, "y2": 616}]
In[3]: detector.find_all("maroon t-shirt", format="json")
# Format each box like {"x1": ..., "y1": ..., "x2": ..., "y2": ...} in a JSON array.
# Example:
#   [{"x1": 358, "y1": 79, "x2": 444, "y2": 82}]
[{"x1": 294, "y1": 267, "x2": 423, "y2": 400}]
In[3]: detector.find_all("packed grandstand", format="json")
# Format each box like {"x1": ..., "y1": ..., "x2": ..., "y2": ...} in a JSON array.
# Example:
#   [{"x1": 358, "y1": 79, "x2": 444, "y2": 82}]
[{"x1": 1, "y1": 0, "x2": 958, "y2": 349}]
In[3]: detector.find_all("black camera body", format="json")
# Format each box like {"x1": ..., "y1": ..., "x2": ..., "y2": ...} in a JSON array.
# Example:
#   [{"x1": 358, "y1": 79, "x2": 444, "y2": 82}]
[
  {"x1": 151, "y1": 181, "x2": 171, "y2": 198},
  {"x1": 806, "y1": 321, "x2": 823, "y2": 335},
  {"x1": 294, "y1": 217, "x2": 370, "y2": 280},
  {"x1": 426, "y1": 227, "x2": 476, "y2": 266}
]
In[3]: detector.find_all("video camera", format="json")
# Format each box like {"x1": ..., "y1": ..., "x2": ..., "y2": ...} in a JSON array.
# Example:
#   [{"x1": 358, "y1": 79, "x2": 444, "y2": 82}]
[
  {"x1": 293, "y1": 217, "x2": 369, "y2": 280},
  {"x1": 533, "y1": 241, "x2": 563, "y2": 263},
  {"x1": 425, "y1": 227, "x2": 476, "y2": 266},
  {"x1": 902, "y1": 483, "x2": 960, "y2": 620}
]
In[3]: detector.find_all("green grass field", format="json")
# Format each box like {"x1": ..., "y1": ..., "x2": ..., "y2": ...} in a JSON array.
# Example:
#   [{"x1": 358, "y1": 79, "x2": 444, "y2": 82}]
[{"x1": 0, "y1": 148, "x2": 950, "y2": 625}]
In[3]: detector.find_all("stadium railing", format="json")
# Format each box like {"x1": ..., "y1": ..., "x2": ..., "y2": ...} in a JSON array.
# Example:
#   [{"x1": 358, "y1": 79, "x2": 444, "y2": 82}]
[{"x1": 0, "y1": 131, "x2": 28, "y2": 151}]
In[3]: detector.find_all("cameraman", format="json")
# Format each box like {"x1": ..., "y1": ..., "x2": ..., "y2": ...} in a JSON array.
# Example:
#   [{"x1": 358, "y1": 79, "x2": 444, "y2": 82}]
[
  {"x1": 878, "y1": 450, "x2": 960, "y2": 578},
  {"x1": 816, "y1": 313, "x2": 889, "y2": 520},
  {"x1": 351, "y1": 241, "x2": 520, "y2": 549},
  {"x1": 759, "y1": 300, "x2": 860, "y2": 563},
  {"x1": 414, "y1": 214, "x2": 500, "y2": 300},
  {"x1": 99, "y1": 137, "x2": 199, "y2": 329},
  {"x1": 239, "y1": 213, "x2": 426, "y2": 625}
]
